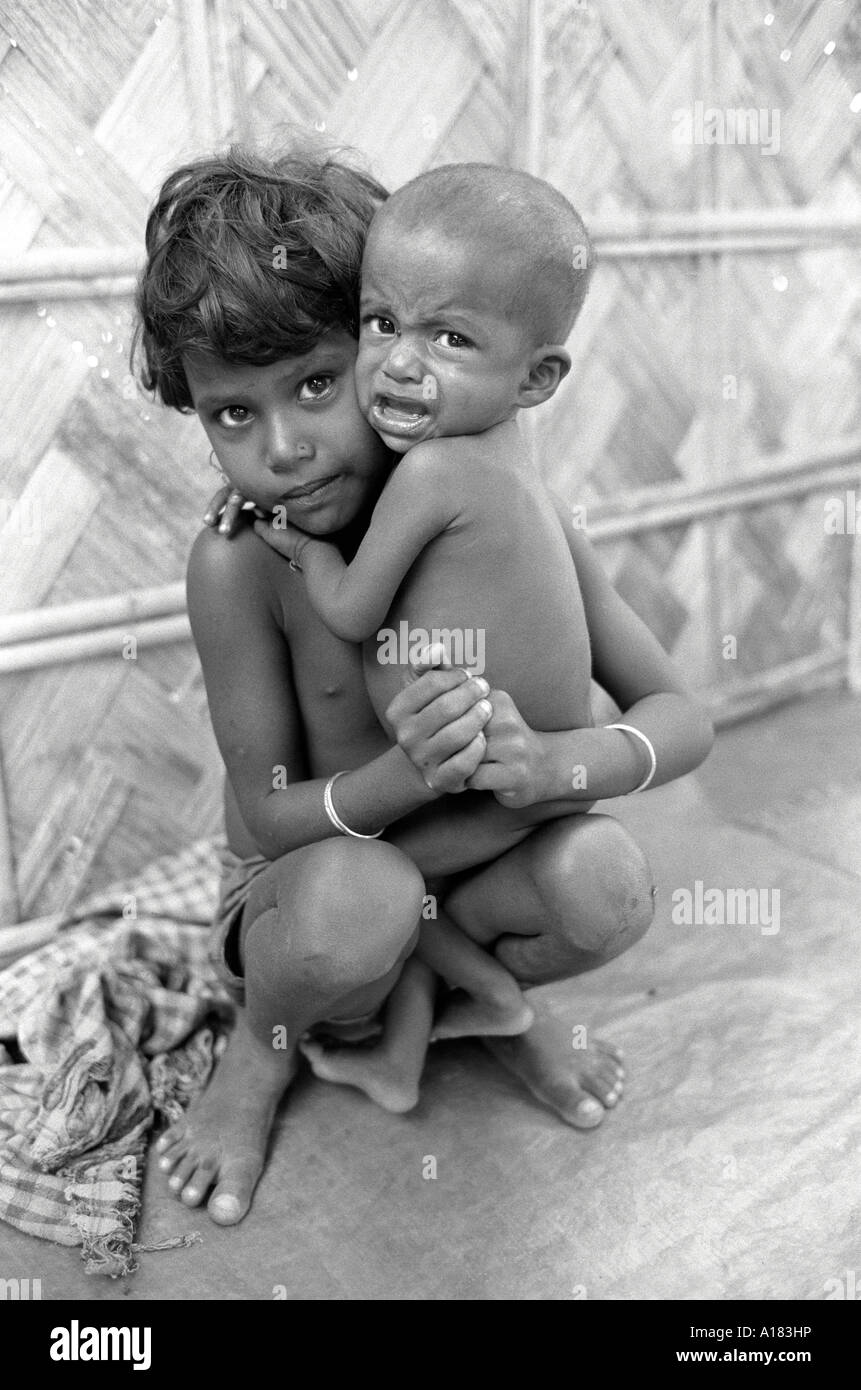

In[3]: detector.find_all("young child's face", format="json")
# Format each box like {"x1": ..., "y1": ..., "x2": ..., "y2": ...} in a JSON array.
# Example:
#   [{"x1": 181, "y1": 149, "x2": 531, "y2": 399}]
[
  {"x1": 354, "y1": 220, "x2": 536, "y2": 453},
  {"x1": 184, "y1": 332, "x2": 391, "y2": 535}
]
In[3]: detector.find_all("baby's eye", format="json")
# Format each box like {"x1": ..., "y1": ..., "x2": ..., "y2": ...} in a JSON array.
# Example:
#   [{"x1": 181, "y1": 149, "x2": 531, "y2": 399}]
[
  {"x1": 298, "y1": 374, "x2": 334, "y2": 401},
  {"x1": 436, "y1": 330, "x2": 472, "y2": 350},
  {"x1": 363, "y1": 315, "x2": 396, "y2": 337},
  {"x1": 215, "y1": 405, "x2": 252, "y2": 428}
]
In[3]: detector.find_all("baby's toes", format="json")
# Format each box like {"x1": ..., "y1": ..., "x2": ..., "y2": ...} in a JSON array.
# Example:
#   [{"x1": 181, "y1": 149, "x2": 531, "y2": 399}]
[
  {"x1": 595, "y1": 1039, "x2": 624, "y2": 1067},
  {"x1": 583, "y1": 1059, "x2": 623, "y2": 1105}
]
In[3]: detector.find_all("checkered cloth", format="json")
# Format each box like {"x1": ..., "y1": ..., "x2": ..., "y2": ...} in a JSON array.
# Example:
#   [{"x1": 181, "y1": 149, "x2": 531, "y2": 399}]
[{"x1": 0, "y1": 838, "x2": 234, "y2": 1276}]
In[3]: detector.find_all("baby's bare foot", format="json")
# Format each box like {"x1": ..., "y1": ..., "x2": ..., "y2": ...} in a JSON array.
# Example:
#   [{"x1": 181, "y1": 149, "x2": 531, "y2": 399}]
[
  {"x1": 484, "y1": 999, "x2": 624, "y2": 1129},
  {"x1": 432, "y1": 988, "x2": 534, "y2": 1041},
  {"x1": 154, "y1": 1010, "x2": 296, "y2": 1224},
  {"x1": 299, "y1": 1036, "x2": 419, "y2": 1113}
]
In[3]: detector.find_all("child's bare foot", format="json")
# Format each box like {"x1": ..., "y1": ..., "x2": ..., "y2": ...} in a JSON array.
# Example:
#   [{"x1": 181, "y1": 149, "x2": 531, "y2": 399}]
[
  {"x1": 154, "y1": 1010, "x2": 297, "y2": 1224},
  {"x1": 483, "y1": 998, "x2": 624, "y2": 1129},
  {"x1": 431, "y1": 987, "x2": 535, "y2": 1041},
  {"x1": 299, "y1": 1036, "x2": 419, "y2": 1113}
]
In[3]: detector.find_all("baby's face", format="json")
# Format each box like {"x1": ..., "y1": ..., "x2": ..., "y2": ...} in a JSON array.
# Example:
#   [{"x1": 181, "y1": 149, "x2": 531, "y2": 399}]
[{"x1": 355, "y1": 221, "x2": 534, "y2": 453}]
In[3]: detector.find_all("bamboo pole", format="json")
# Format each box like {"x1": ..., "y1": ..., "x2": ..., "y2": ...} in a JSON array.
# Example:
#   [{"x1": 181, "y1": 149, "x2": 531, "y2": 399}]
[
  {"x1": 0, "y1": 439, "x2": 856, "y2": 656},
  {"x1": 709, "y1": 647, "x2": 848, "y2": 728},
  {"x1": 0, "y1": 247, "x2": 141, "y2": 280},
  {"x1": 0, "y1": 213, "x2": 858, "y2": 301},
  {"x1": 0, "y1": 615, "x2": 193, "y2": 675},
  {"x1": 182, "y1": 0, "x2": 218, "y2": 149},
  {"x1": 587, "y1": 458, "x2": 861, "y2": 541},
  {"x1": 596, "y1": 232, "x2": 858, "y2": 258},
  {"x1": 592, "y1": 208, "x2": 861, "y2": 239},
  {"x1": 0, "y1": 277, "x2": 137, "y2": 304},
  {"x1": 0, "y1": 914, "x2": 64, "y2": 964},
  {"x1": 848, "y1": 513, "x2": 861, "y2": 693},
  {"x1": 695, "y1": 0, "x2": 722, "y2": 692},
  {"x1": 0, "y1": 736, "x2": 20, "y2": 926},
  {"x1": 523, "y1": 0, "x2": 545, "y2": 177},
  {"x1": 218, "y1": 0, "x2": 252, "y2": 142},
  {"x1": 0, "y1": 213, "x2": 856, "y2": 284},
  {"x1": 0, "y1": 582, "x2": 186, "y2": 645},
  {"x1": 586, "y1": 434, "x2": 861, "y2": 519}
]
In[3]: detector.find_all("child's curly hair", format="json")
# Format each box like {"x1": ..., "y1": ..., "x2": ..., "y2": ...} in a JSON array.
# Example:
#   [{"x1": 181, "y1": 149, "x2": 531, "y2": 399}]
[{"x1": 134, "y1": 144, "x2": 388, "y2": 410}]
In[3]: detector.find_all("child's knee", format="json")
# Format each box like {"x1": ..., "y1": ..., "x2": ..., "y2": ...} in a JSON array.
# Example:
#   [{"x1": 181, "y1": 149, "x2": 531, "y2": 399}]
[
  {"x1": 261, "y1": 839, "x2": 425, "y2": 991},
  {"x1": 537, "y1": 814, "x2": 655, "y2": 955}
]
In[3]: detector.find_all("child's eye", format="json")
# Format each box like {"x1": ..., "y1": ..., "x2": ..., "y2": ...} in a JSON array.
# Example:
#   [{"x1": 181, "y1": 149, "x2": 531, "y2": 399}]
[
  {"x1": 363, "y1": 315, "x2": 396, "y2": 337},
  {"x1": 436, "y1": 330, "x2": 472, "y2": 350},
  {"x1": 297, "y1": 374, "x2": 335, "y2": 401},
  {"x1": 215, "y1": 405, "x2": 252, "y2": 428}
]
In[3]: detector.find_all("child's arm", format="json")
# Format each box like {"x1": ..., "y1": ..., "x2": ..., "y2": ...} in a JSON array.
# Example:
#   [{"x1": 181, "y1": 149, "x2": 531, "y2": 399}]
[
  {"x1": 186, "y1": 524, "x2": 488, "y2": 860},
  {"x1": 466, "y1": 515, "x2": 715, "y2": 807},
  {"x1": 254, "y1": 445, "x2": 458, "y2": 642}
]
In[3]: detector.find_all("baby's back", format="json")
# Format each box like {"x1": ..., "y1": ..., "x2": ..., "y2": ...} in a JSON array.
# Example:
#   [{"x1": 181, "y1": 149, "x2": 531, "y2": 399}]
[{"x1": 363, "y1": 425, "x2": 593, "y2": 734}]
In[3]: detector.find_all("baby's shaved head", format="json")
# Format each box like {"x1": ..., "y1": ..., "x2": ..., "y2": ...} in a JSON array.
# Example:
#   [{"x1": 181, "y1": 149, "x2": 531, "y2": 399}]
[{"x1": 368, "y1": 163, "x2": 593, "y2": 344}]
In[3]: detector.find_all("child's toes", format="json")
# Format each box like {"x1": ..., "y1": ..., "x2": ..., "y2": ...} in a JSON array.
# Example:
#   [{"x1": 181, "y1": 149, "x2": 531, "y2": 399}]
[
  {"x1": 155, "y1": 1124, "x2": 186, "y2": 1156},
  {"x1": 167, "y1": 1153, "x2": 200, "y2": 1193},
  {"x1": 180, "y1": 1157, "x2": 218, "y2": 1206},
  {"x1": 157, "y1": 1138, "x2": 188, "y2": 1172}
]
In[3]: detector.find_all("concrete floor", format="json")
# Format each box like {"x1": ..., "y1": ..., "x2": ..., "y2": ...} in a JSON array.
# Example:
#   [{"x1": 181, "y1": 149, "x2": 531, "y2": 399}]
[{"x1": 2, "y1": 688, "x2": 859, "y2": 1299}]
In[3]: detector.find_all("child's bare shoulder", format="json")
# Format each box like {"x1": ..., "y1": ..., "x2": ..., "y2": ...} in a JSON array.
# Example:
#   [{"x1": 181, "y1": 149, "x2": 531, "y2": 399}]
[{"x1": 186, "y1": 523, "x2": 288, "y2": 634}]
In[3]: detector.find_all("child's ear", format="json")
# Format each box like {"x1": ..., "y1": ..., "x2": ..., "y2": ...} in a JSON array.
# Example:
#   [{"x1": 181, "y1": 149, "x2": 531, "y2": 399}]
[{"x1": 517, "y1": 346, "x2": 572, "y2": 409}]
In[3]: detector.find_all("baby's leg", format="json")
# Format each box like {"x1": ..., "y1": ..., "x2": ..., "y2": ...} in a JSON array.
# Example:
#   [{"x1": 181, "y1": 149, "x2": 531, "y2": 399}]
[
  {"x1": 417, "y1": 910, "x2": 534, "y2": 1040},
  {"x1": 300, "y1": 956, "x2": 435, "y2": 1113}
]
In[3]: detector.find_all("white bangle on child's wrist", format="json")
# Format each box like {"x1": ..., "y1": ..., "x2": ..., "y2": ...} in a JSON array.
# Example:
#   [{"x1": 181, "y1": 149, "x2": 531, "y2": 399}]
[
  {"x1": 324, "y1": 771, "x2": 386, "y2": 838},
  {"x1": 605, "y1": 723, "x2": 657, "y2": 794}
]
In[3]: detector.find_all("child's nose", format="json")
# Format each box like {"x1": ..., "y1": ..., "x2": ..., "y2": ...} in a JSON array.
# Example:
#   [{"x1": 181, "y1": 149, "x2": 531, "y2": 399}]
[
  {"x1": 383, "y1": 338, "x2": 424, "y2": 383},
  {"x1": 267, "y1": 423, "x2": 314, "y2": 471}
]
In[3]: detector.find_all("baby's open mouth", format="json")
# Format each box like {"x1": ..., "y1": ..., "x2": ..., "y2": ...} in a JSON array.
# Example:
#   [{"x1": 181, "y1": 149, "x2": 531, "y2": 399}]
[{"x1": 371, "y1": 395, "x2": 432, "y2": 436}]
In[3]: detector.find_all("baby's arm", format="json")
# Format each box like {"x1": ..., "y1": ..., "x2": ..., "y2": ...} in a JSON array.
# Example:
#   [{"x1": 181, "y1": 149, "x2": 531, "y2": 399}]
[{"x1": 255, "y1": 446, "x2": 458, "y2": 641}]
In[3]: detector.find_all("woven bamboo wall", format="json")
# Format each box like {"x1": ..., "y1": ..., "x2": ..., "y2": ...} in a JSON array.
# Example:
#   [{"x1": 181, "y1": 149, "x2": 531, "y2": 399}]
[{"x1": 0, "y1": 0, "x2": 859, "y2": 918}]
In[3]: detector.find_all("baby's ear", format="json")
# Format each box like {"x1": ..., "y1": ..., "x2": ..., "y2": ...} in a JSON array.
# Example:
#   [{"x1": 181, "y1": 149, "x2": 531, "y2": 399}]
[{"x1": 517, "y1": 346, "x2": 572, "y2": 409}]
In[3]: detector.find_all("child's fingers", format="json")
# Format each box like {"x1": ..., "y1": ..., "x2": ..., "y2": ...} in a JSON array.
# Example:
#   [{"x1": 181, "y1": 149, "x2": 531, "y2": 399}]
[
  {"x1": 217, "y1": 491, "x2": 247, "y2": 536},
  {"x1": 419, "y1": 698, "x2": 493, "y2": 767},
  {"x1": 386, "y1": 666, "x2": 473, "y2": 724},
  {"x1": 387, "y1": 683, "x2": 490, "y2": 770},
  {"x1": 202, "y1": 484, "x2": 233, "y2": 527},
  {"x1": 429, "y1": 732, "x2": 487, "y2": 793}
]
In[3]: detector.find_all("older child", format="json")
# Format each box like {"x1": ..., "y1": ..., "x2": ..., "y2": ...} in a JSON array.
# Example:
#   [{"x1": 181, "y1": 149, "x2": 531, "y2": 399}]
[{"x1": 137, "y1": 147, "x2": 712, "y2": 1226}]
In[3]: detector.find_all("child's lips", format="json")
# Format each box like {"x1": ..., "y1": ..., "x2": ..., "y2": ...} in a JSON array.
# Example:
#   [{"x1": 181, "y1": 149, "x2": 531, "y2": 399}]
[
  {"x1": 371, "y1": 395, "x2": 433, "y2": 437},
  {"x1": 276, "y1": 474, "x2": 343, "y2": 508}
]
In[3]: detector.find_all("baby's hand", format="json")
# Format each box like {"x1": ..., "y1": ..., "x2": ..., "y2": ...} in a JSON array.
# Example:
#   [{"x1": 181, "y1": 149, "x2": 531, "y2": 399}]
[
  {"x1": 252, "y1": 515, "x2": 315, "y2": 567},
  {"x1": 386, "y1": 644, "x2": 493, "y2": 795},
  {"x1": 465, "y1": 689, "x2": 545, "y2": 807}
]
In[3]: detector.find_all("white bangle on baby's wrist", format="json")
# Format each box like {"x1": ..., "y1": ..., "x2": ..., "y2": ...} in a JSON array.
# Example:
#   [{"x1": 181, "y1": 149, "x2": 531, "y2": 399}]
[
  {"x1": 605, "y1": 723, "x2": 657, "y2": 794},
  {"x1": 324, "y1": 771, "x2": 386, "y2": 839}
]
